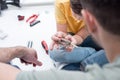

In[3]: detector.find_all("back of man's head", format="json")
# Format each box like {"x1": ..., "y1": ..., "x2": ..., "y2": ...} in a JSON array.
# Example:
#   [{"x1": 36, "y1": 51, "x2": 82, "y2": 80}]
[{"x1": 80, "y1": 0, "x2": 120, "y2": 35}]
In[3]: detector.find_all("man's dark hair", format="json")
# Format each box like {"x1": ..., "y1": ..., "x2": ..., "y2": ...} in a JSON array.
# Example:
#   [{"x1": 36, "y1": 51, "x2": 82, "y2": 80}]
[
  {"x1": 80, "y1": 0, "x2": 120, "y2": 35},
  {"x1": 70, "y1": 0, "x2": 82, "y2": 15}
]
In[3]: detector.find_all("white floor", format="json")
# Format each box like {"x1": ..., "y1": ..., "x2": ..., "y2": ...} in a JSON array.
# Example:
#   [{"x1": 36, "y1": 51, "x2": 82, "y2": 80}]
[
  {"x1": 20, "y1": 0, "x2": 54, "y2": 6},
  {"x1": 0, "y1": 3, "x2": 56, "y2": 71}
]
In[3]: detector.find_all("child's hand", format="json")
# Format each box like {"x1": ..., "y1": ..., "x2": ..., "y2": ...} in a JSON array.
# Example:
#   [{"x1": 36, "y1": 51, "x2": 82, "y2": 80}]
[
  {"x1": 49, "y1": 31, "x2": 67, "y2": 50},
  {"x1": 65, "y1": 35, "x2": 78, "y2": 45},
  {"x1": 64, "y1": 35, "x2": 78, "y2": 51}
]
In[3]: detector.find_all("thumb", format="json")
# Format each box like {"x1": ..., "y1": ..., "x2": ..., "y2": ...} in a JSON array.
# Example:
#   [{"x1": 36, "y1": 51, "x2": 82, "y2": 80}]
[
  {"x1": 71, "y1": 37, "x2": 78, "y2": 45},
  {"x1": 33, "y1": 60, "x2": 42, "y2": 66}
]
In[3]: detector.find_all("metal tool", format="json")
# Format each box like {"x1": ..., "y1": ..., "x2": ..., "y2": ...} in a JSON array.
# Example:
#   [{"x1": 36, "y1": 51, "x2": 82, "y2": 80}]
[
  {"x1": 59, "y1": 38, "x2": 78, "y2": 48},
  {"x1": 27, "y1": 41, "x2": 33, "y2": 48},
  {"x1": 30, "y1": 20, "x2": 40, "y2": 27}
]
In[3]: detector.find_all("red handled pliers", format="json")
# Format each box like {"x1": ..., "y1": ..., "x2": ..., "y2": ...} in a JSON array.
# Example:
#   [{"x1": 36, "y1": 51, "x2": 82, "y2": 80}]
[{"x1": 26, "y1": 14, "x2": 39, "y2": 24}]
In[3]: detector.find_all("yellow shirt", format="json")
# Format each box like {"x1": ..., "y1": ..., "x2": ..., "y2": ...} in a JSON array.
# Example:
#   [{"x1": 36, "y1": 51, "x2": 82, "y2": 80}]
[{"x1": 55, "y1": 0, "x2": 85, "y2": 34}]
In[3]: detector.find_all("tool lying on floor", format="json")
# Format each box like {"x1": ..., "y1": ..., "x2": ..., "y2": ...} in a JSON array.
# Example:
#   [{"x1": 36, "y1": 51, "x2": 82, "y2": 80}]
[
  {"x1": 30, "y1": 20, "x2": 40, "y2": 27},
  {"x1": 26, "y1": 14, "x2": 40, "y2": 27},
  {"x1": 41, "y1": 40, "x2": 48, "y2": 54},
  {"x1": 59, "y1": 38, "x2": 78, "y2": 48},
  {"x1": 27, "y1": 41, "x2": 33, "y2": 48},
  {"x1": 17, "y1": 15, "x2": 25, "y2": 21},
  {"x1": 26, "y1": 14, "x2": 39, "y2": 24}
]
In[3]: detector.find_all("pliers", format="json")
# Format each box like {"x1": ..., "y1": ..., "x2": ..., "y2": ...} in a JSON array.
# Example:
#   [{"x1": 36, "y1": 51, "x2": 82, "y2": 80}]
[
  {"x1": 26, "y1": 14, "x2": 39, "y2": 24},
  {"x1": 26, "y1": 14, "x2": 40, "y2": 27}
]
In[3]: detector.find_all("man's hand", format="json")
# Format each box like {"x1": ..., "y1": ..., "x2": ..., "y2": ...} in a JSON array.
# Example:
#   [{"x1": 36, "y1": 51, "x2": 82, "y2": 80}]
[{"x1": 15, "y1": 46, "x2": 42, "y2": 67}]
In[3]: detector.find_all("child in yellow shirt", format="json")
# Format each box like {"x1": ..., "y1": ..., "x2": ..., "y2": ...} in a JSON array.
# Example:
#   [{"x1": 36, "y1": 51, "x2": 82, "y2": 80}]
[
  {"x1": 49, "y1": 0, "x2": 105, "y2": 71},
  {"x1": 50, "y1": 0, "x2": 102, "y2": 50},
  {"x1": 55, "y1": 0, "x2": 88, "y2": 45}
]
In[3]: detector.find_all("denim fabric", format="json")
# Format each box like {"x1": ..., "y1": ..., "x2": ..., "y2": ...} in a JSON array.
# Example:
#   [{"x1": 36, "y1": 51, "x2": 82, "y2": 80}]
[
  {"x1": 62, "y1": 50, "x2": 109, "y2": 71},
  {"x1": 49, "y1": 47, "x2": 109, "y2": 71},
  {"x1": 62, "y1": 62, "x2": 81, "y2": 71},
  {"x1": 67, "y1": 33, "x2": 102, "y2": 51},
  {"x1": 49, "y1": 35, "x2": 106, "y2": 71},
  {"x1": 61, "y1": 35, "x2": 104, "y2": 71},
  {"x1": 81, "y1": 50, "x2": 109, "y2": 69},
  {"x1": 49, "y1": 47, "x2": 96, "y2": 63}
]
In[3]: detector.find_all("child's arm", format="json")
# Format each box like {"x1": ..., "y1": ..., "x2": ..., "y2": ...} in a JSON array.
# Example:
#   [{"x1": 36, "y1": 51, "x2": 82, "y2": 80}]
[
  {"x1": 73, "y1": 26, "x2": 89, "y2": 45},
  {"x1": 57, "y1": 24, "x2": 67, "y2": 33}
]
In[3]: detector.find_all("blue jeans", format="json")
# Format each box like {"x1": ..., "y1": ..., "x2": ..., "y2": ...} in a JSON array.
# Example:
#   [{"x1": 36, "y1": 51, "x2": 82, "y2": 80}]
[
  {"x1": 49, "y1": 36, "x2": 108, "y2": 71},
  {"x1": 62, "y1": 35, "x2": 106, "y2": 71},
  {"x1": 62, "y1": 50, "x2": 108, "y2": 71},
  {"x1": 80, "y1": 50, "x2": 108, "y2": 70},
  {"x1": 49, "y1": 47, "x2": 96, "y2": 63},
  {"x1": 49, "y1": 47, "x2": 108, "y2": 71}
]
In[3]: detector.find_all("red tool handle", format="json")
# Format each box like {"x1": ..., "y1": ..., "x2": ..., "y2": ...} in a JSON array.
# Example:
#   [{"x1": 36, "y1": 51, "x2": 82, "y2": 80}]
[
  {"x1": 41, "y1": 40, "x2": 48, "y2": 54},
  {"x1": 26, "y1": 14, "x2": 39, "y2": 24}
]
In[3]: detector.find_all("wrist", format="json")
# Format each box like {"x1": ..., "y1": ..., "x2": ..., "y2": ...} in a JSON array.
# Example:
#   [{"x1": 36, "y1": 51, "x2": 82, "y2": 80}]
[
  {"x1": 0, "y1": 47, "x2": 21, "y2": 63},
  {"x1": 12, "y1": 46, "x2": 26, "y2": 58},
  {"x1": 73, "y1": 35, "x2": 83, "y2": 45}
]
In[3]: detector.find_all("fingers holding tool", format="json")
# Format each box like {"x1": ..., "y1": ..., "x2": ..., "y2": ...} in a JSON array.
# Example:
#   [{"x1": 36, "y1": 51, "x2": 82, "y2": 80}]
[
  {"x1": 58, "y1": 38, "x2": 78, "y2": 51},
  {"x1": 60, "y1": 38, "x2": 78, "y2": 48}
]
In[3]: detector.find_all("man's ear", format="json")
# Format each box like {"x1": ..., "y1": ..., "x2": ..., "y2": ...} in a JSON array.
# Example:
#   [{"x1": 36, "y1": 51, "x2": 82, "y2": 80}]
[{"x1": 81, "y1": 9, "x2": 97, "y2": 33}]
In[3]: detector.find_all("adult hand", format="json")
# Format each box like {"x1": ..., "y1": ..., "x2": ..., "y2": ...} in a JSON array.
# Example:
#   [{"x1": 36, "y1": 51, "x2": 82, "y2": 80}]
[{"x1": 15, "y1": 46, "x2": 42, "y2": 67}]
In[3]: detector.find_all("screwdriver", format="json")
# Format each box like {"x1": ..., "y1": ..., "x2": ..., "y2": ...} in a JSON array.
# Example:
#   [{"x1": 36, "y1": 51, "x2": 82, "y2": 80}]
[
  {"x1": 41, "y1": 40, "x2": 48, "y2": 54},
  {"x1": 30, "y1": 20, "x2": 40, "y2": 27},
  {"x1": 27, "y1": 41, "x2": 33, "y2": 48}
]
